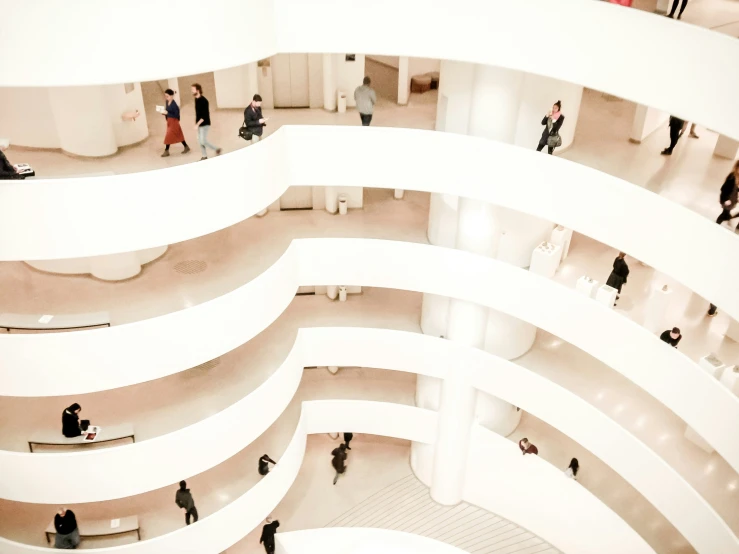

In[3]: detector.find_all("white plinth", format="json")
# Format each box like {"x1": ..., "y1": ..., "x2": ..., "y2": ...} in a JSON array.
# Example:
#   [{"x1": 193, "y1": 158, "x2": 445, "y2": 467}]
[
  {"x1": 699, "y1": 353, "x2": 727, "y2": 380},
  {"x1": 726, "y1": 319, "x2": 739, "y2": 343},
  {"x1": 714, "y1": 134, "x2": 739, "y2": 160},
  {"x1": 337, "y1": 91, "x2": 347, "y2": 114},
  {"x1": 576, "y1": 276, "x2": 600, "y2": 299},
  {"x1": 394, "y1": 188, "x2": 405, "y2": 200},
  {"x1": 684, "y1": 426, "x2": 715, "y2": 454},
  {"x1": 596, "y1": 284, "x2": 618, "y2": 308},
  {"x1": 327, "y1": 285, "x2": 338, "y2": 300},
  {"x1": 529, "y1": 242, "x2": 562, "y2": 278},
  {"x1": 339, "y1": 286, "x2": 347, "y2": 302},
  {"x1": 643, "y1": 286, "x2": 672, "y2": 333},
  {"x1": 550, "y1": 225, "x2": 573, "y2": 261},
  {"x1": 719, "y1": 366, "x2": 739, "y2": 396}
]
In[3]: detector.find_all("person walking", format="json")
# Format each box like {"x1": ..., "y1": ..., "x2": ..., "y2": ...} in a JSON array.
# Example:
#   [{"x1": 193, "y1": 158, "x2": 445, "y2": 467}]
[
  {"x1": 175, "y1": 480, "x2": 198, "y2": 525},
  {"x1": 519, "y1": 438, "x2": 539, "y2": 456},
  {"x1": 715, "y1": 160, "x2": 739, "y2": 228},
  {"x1": 243, "y1": 94, "x2": 268, "y2": 143},
  {"x1": 343, "y1": 432, "x2": 353, "y2": 450},
  {"x1": 258, "y1": 454, "x2": 277, "y2": 476},
  {"x1": 161, "y1": 89, "x2": 190, "y2": 157},
  {"x1": 661, "y1": 115, "x2": 686, "y2": 156},
  {"x1": 564, "y1": 458, "x2": 579, "y2": 480},
  {"x1": 260, "y1": 517, "x2": 280, "y2": 554},
  {"x1": 605, "y1": 252, "x2": 630, "y2": 303},
  {"x1": 191, "y1": 83, "x2": 221, "y2": 161},
  {"x1": 53, "y1": 507, "x2": 80, "y2": 549},
  {"x1": 536, "y1": 101, "x2": 565, "y2": 154},
  {"x1": 660, "y1": 327, "x2": 682, "y2": 348},
  {"x1": 667, "y1": 0, "x2": 688, "y2": 19},
  {"x1": 688, "y1": 123, "x2": 699, "y2": 138},
  {"x1": 331, "y1": 443, "x2": 348, "y2": 484},
  {"x1": 354, "y1": 77, "x2": 377, "y2": 126},
  {"x1": 708, "y1": 303, "x2": 718, "y2": 317}
]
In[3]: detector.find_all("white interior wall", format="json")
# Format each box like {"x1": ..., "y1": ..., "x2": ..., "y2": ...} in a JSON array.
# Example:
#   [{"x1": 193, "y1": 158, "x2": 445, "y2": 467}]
[
  {"x1": 630, "y1": 103, "x2": 670, "y2": 143},
  {"x1": 257, "y1": 63, "x2": 275, "y2": 109},
  {"x1": 0, "y1": 88, "x2": 60, "y2": 148},
  {"x1": 105, "y1": 82, "x2": 149, "y2": 147},
  {"x1": 408, "y1": 57, "x2": 440, "y2": 76},
  {"x1": 367, "y1": 55, "x2": 399, "y2": 69},
  {"x1": 336, "y1": 54, "x2": 366, "y2": 108},
  {"x1": 48, "y1": 86, "x2": 118, "y2": 157},
  {"x1": 308, "y1": 53, "x2": 324, "y2": 108},
  {"x1": 214, "y1": 62, "x2": 259, "y2": 109}
]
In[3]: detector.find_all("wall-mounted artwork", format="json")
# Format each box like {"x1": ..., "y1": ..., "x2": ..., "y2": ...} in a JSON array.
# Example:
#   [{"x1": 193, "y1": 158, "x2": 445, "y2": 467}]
[
  {"x1": 345, "y1": 54, "x2": 356, "y2": 62},
  {"x1": 124, "y1": 83, "x2": 135, "y2": 94}
]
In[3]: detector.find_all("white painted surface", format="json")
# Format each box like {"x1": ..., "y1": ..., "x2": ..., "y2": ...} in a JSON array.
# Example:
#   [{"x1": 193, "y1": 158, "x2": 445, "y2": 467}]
[
  {"x1": 214, "y1": 63, "x2": 259, "y2": 109},
  {"x1": 0, "y1": 88, "x2": 60, "y2": 148},
  {"x1": 48, "y1": 86, "x2": 118, "y2": 157},
  {"x1": 630, "y1": 103, "x2": 670, "y2": 143},
  {"x1": 276, "y1": 528, "x2": 470, "y2": 554},
  {"x1": 2, "y1": 126, "x2": 737, "y2": 327},
  {"x1": 26, "y1": 246, "x2": 166, "y2": 281},
  {"x1": 3, "y1": 0, "x2": 738, "y2": 140}
]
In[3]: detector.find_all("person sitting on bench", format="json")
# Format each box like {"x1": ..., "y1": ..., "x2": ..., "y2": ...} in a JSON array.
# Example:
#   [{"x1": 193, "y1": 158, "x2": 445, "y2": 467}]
[{"x1": 62, "y1": 403, "x2": 90, "y2": 438}]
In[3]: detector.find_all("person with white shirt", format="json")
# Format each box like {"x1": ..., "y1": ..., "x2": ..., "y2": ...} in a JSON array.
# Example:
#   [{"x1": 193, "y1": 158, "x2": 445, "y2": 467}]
[{"x1": 564, "y1": 458, "x2": 579, "y2": 480}]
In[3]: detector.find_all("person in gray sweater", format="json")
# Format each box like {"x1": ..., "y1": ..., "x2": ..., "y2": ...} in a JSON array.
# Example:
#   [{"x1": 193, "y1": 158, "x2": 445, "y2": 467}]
[
  {"x1": 354, "y1": 77, "x2": 377, "y2": 126},
  {"x1": 175, "y1": 480, "x2": 198, "y2": 525}
]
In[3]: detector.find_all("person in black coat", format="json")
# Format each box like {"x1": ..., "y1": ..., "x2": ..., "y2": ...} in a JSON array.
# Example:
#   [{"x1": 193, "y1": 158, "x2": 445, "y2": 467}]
[
  {"x1": 661, "y1": 116, "x2": 686, "y2": 155},
  {"x1": 536, "y1": 101, "x2": 565, "y2": 155},
  {"x1": 606, "y1": 252, "x2": 630, "y2": 302},
  {"x1": 243, "y1": 94, "x2": 267, "y2": 143},
  {"x1": 660, "y1": 327, "x2": 682, "y2": 348},
  {"x1": 260, "y1": 517, "x2": 280, "y2": 554},
  {"x1": 331, "y1": 443, "x2": 348, "y2": 485},
  {"x1": 61, "y1": 404, "x2": 84, "y2": 438},
  {"x1": 54, "y1": 507, "x2": 81, "y2": 549},
  {"x1": 343, "y1": 432, "x2": 353, "y2": 450},
  {"x1": 715, "y1": 161, "x2": 739, "y2": 228},
  {"x1": 258, "y1": 454, "x2": 277, "y2": 476}
]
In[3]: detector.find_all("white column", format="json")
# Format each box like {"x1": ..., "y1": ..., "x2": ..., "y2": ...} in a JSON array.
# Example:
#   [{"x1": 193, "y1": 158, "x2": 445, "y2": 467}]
[
  {"x1": 427, "y1": 193, "x2": 458, "y2": 248},
  {"x1": 435, "y1": 60, "x2": 475, "y2": 134},
  {"x1": 468, "y1": 65, "x2": 524, "y2": 142},
  {"x1": 214, "y1": 62, "x2": 259, "y2": 108},
  {"x1": 714, "y1": 135, "x2": 739, "y2": 160},
  {"x1": 629, "y1": 104, "x2": 669, "y2": 144},
  {"x1": 398, "y1": 56, "x2": 410, "y2": 106},
  {"x1": 48, "y1": 86, "x2": 118, "y2": 157},
  {"x1": 322, "y1": 54, "x2": 337, "y2": 111},
  {"x1": 514, "y1": 73, "x2": 583, "y2": 151}
]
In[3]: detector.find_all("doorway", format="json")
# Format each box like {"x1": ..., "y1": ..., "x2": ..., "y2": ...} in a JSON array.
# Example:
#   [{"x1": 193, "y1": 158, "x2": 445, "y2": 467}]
[{"x1": 271, "y1": 54, "x2": 310, "y2": 108}]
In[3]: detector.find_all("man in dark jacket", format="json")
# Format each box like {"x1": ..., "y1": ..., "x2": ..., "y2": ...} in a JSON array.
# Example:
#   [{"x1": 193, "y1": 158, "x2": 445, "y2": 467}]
[
  {"x1": 61, "y1": 403, "x2": 84, "y2": 438},
  {"x1": 660, "y1": 327, "x2": 682, "y2": 348},
  {"x1": 661, "y1": 115, "x2": 686, "y2": 155},
  {"x1": 243, "y1": 94, "x2": 267, "y2": 143},
  {"x1": 715, "y1": 162, "x2": 739, "y2": 227},
  {"x1": 260, "y1": 517, "x2": 280, "y2": 554},
  {"x1": 331, "y1": 443, "x2": 348, "y2": 485},
  {"x1": 343, "y1": 432, "x2": 353, "y2": 450},
  {"x1": 175, "y1": 480, "x2": 198, "y2": 525},
  {"x1": 605, "y1": 252, "x2": 629, "y2": 303},
  {"x1": 54, "y1": 507, "x2": 81, "y2": 549}
]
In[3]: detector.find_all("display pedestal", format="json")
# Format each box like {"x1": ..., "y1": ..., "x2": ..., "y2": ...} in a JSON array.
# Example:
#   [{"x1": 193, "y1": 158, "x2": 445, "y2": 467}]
[
  {"x1": 596, "y1": 285, "x2": 618, "y2": 308},
  {"x1": 643, "y1": 285, "x2": 672, "y2": 334},
  {"x1": 529, "y1": 242, "x2": 562, "y2": 278},
  {"x1": 550, "y1": 225, "x2": 573, "y2": 261},
  {"x1": 699, "y1": 353, "x2": 727, "y2": 380},
  {"x1": 684, "y1": 426, "x2": 715, "y2": 454},
  {"x1": 726, "y1": 319, "x2": 739, "y2": 343},
  {"x1": 719, "y1": 366, "x2": 739, "y2": 396},
  {"x1": 575, "y1": 276, "x2": 600, "y2": 299},
  {"x1": 714, "y1": 135, "x2": 739, "y2": 160}
]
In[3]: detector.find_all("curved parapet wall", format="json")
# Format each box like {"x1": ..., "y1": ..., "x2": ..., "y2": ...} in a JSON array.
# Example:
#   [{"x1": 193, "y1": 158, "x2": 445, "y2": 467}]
[
  {"x1": 1, "y1": 238, "x2": 737, "y2": 478},
  {"x1": 1, "y1": 127, "x2": 738, "y2": 321},
  {"x1": 0, "y1": 400, "x2": 654, "y2": 554},
  {"x1": 2, "y1": 0, "x2": 738, "y2": 140}
]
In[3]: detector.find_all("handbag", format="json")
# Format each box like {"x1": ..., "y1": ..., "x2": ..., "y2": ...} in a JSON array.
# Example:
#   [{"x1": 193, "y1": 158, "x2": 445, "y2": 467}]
[
  {"x1": 238, "y1": 120, "x2": 253, "y2": 141},
  {"x1": 547, "y1": 134, "x2": 562, "y2": 148}
]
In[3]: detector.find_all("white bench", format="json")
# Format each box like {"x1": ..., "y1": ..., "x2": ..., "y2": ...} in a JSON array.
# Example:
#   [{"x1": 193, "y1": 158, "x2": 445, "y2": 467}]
[
  {"x1": 46, "y1": 515, "x2": 140, "y2": 544},
  {"x1": 0, "y1": 312, "x2": 110, "y2": 333},
  {"x1": 29, "y1": 423, "x2": 135, "y2": 452}
]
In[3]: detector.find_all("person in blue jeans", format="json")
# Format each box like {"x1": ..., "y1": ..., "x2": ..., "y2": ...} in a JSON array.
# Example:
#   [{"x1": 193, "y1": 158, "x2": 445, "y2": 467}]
[{"x1": 192, "y1": 83, "x2": 222, "y2": 161}]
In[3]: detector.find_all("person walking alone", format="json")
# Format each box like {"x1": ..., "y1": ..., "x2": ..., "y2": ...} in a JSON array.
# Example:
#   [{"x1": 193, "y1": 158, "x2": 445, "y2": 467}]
[
  {"x1": 667, "y1": 0, "x2": 688, "y2": 19},
  {"x1": 661, "y1": 115, "x2": 686, "y2": 156},
  {"x1": 606, "y1": 252, "x2": 630, "y2": 303},
  {"x1": 258, "y1": 454, "x2": 277, "y2": 476},
  {"x1": 343, "y1": 432, "x2": 353, "y2": 450},
  {"x1": 161, "y1": 89, "x2": 190, "y2": 157},
  {"x1": 331, "y1": 443, "x2": 348, "y2": 484},
  {"x1": 53, "y1": 507, "x2": 80, "y2": 549},
  {"x1": 519, "y1": 438, "x2": 539, "y2": 456},
  {"x1": 354, "y1": 77, "x2": 377, "y2": 126},
  {"x1": 715, "y1": 160, "x2": 739, "y2": 229},
  {"x1": 564, "y1": 458, "x2": 579, "y2": 480},
  {"x1": 660, "y1": 327, "x2": 682, "y2": 348},
  {"x1": 243, "y1": 94, "x2": 268, "y2": 143},
  {"x1": 536, "y1": 101, "x2": 565, "y2": 154},
  {"x1": 192, "y1": 83, "x2": 221, "y2": 161},
  {"x1": 175, "y1": 480, "x2": 198, "y2": 525},
  {"x1": 260, "y1": 517, "x2": 280, "y2": 554}
]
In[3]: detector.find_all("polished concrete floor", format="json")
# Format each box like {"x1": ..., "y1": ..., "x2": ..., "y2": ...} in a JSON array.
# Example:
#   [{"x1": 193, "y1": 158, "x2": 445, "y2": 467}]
[{"x1": 2, "y1": 2, "x2": 739, "y2": 551}]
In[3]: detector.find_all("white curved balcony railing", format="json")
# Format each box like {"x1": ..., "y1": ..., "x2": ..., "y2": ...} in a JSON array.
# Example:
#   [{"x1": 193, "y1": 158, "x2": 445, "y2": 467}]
[
  {"x1": 0, "y1": 400, "x2": 655, "y2": 554},
  {"x1": 3, "y1": 0, "x2": 738, "y2": 141},
  {"x1": 1, "y1": 326, "x2": 735, "y2": 552},
  {"x1": 1, "y1": 238, "x2": 737, "y2": 476},
  {"x1": 275, "y1": 528, "x2": 482, "y2": 554},
  {"x1": 2, "y1": 127, "x2": 736, "y2": 321}
]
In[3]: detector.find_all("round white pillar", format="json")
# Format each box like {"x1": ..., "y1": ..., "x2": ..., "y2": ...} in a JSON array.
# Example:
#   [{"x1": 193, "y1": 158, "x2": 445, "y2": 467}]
[
  {"x1": 468, "y1": 65, "x2": 524, "y2": 143},
  {"x1": 427, "y1": 193, "x2": 458, "y2": 248},
  {"x1": 48, "y1": 86, "x2": 118, "y2": 157},
  {"x1": 322, "y1": 54, "x2": 337, "y2": 111}
]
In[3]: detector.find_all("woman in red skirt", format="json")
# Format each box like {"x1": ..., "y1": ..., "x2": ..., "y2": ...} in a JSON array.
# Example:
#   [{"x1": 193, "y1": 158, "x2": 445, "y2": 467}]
[{"x1": 161, "y1": 88, "x2": 190, "y2": 157}]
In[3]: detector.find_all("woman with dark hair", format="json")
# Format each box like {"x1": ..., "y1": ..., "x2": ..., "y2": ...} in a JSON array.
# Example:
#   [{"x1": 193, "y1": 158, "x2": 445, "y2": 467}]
[
  {"x1": 161, "y1": 89, "x2": 190, "y2": 157},
  {"x1": 564, "y1": 458, "x2": 579, "y2": 480},
  {"x1": 606, "y1": 252, "x2": 630, "y2": 303},
  {"x1": 536, "y1": 101, "x2": 565, "y2": 155},
  {"x1": 715, "y1": 160, "x2": 739, "y2": 229},
  {"x1": 54, "y1": 507, "x2": 80, "y2": 549},
  {"x1": 258, "y1": 454, "x2": 277, "y2": 476},
  {"x1": 61, "y1": 403, "x2": 83, "y2": 438}
]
